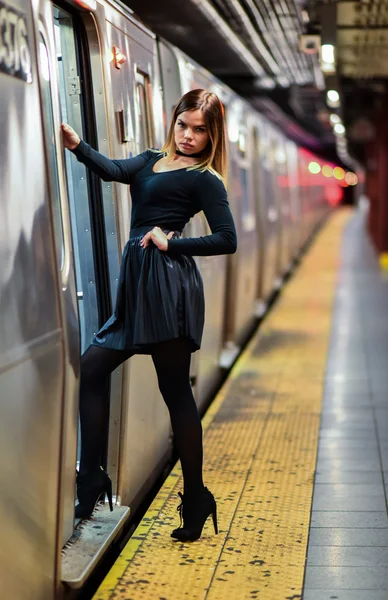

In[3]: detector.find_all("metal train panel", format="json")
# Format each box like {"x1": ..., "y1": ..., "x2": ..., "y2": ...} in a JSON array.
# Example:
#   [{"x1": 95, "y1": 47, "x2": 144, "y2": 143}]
[
  {"x1": 274, "y1": 131, "x2": 293, "y2": 277},
  {"x1": 285, "y1": 140, "x2": 302, "y2": 258},
  {"x1": 256, "y1": 121, "x2": 282, "y2": 300},
  {"x1": 0, "y1": 0, "x2": 65, "y2": 597},
  {"x1": 36, "y1": 0, "x2": 82, "y2": 550},
  {"x1": 223, "y1": 98, "x2": 261, "y2": 353}
]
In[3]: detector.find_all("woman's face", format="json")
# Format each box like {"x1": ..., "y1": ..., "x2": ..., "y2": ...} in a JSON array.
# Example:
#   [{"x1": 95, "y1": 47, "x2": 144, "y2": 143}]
[{"x1": 174, "y1": 109, "x2": 210, "y2": 155}]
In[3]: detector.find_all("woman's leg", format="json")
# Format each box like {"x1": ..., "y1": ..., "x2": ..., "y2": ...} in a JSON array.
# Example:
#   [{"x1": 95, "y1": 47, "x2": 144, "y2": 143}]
[
  {"x1": 151, "y1": 339, "x2": 204, "y2": 496},
  {"x1": 79, "y1": 345, "x2": 133, "y2": 474}
]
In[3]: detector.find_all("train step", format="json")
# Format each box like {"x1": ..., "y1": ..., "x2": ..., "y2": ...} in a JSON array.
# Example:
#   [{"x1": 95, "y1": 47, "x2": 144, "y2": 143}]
[{"x1": 61, "y1": 504, "x2": 130, "y2": 589}]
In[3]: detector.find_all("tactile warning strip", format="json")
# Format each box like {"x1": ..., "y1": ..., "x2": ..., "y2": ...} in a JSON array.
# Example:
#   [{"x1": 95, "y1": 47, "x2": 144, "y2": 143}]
[{"x1": 94, "y1": 210, "x2": 351, "y2": 600}]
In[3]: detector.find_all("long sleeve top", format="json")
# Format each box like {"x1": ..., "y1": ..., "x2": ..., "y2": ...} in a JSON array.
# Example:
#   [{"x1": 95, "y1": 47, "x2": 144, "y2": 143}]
[{"x1": 71, "y1": 141, "x2": 237, "y2": 257}]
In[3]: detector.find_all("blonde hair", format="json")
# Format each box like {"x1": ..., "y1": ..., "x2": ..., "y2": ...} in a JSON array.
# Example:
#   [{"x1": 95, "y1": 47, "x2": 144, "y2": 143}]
[{"x1": 161, "y1": 89, "x2": 228, "y2": 186}]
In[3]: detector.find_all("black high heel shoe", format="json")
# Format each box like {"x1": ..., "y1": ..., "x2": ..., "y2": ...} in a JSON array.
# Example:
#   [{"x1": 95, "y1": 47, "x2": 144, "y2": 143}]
[
  {"x1": 75, "y1": 467, "x2": 113, "y2": 519},
  {"x1": 171, "y1": 487, "x2": 218, "y2": 542}
]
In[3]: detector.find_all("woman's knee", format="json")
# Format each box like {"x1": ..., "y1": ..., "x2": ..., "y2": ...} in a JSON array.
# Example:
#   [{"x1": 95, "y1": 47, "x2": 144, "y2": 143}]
[{"x1": 80, "y1": 345, "x2": 126, "y2": 386}]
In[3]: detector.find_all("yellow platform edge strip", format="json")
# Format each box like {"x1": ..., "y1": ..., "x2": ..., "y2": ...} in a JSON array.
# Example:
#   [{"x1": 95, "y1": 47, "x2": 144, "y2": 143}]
[{"x1": 94, "y1": 208, "x2": 352, "y2": 600}]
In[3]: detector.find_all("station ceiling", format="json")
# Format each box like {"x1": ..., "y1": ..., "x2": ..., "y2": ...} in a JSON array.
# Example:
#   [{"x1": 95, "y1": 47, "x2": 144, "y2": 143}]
[{"x1": 127, "y1": 0, "x2": 388, "y2": 165}]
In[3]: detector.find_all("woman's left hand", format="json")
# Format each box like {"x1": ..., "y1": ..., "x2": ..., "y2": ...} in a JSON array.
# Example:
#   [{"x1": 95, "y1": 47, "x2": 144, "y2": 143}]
[{"x1": 140, "y1": 227, "x2": 175, "y2": 251}]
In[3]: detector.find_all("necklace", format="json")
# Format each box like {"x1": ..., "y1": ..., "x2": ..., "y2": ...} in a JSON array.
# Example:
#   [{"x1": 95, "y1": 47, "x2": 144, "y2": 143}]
[{"x1": 175, "y1": 149, "x2": 203, "y2": 159}]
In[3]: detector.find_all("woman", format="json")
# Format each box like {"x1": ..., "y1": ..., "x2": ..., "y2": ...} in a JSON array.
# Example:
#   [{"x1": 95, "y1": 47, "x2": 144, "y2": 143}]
[{"x1": 61, "y1": 89, "x2": 237, "y2": 542}]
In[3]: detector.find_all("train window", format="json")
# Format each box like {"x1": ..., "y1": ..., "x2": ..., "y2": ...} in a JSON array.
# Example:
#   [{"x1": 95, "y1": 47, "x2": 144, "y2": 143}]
[
  {"x1": 136, "y1": 83, "x2": 147, "y2": 149},
  {"x1": 238, "y1": 130, "x2": 247, "y2": 158},
  {"x1": 135, "y1": 70, "x2": 154, "y2": 149},
  {"x1": 38, "y1": 33, "x2": 65, "y2": 270},
  {"x1": 53, "y1": 6, "x2": 101, "y2": 353},
  {"x1": 240, "y1": 167, "x2": 255, "y2": 232}
]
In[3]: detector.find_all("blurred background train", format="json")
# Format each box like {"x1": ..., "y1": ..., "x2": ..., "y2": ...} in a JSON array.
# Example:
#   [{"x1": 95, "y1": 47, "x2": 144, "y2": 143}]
[{"x1": 0, "y1": 0, "x2": 359, "y2": 597}]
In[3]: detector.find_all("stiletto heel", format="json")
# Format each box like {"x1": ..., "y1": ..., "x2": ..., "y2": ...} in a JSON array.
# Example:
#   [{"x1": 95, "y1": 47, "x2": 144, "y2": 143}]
[
  {"x1": 212, "y1": 504, "x2": 218, "y2": 535},
  {"x1": 75, "y1": 467, "x2": 114, "y2": 519},
  {"x1": 171, "y1": 487, "x2": 218, "y2": 542},
  {"x1": 106, "y1": 478, "x2": 113, "y2": 512}
]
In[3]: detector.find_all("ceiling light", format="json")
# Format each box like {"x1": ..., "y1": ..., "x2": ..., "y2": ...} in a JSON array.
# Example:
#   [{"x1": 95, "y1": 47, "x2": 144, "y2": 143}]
[
  {"x1": 276, "y1": 75, "x2": 289, "y2": 87},
  {"x1": 321, "y1": 44, "x2": 336, "y2": 74},
  {"x1": 308, "y1": 161, "x2": 321, "y2": 174},
  {"x1": 328, "y1": 91, "x2": 339, "y2": 103},
  {"x1": 327, "y1": 90, "x2": 340, "y2": 108},
  {"x1": 322, "y1": 165, "x2": 333, "y2": 177},
  {"x1": 258, "y1": 77, "x2": 276, "y2": 89},
  {"x1": 345, "y1": 172, "x2": 358, "y2": 186},
  {"x1": 330, "y1": 114, "x2": 341, "y2": 125},
  {"x1": 333, "y1": 167, "x2": 345, "y2": 180},
  {"x1": 322, "y1": 45, "x2": 335, "y2": 64},
  {"x1": 334, "y1": 123, "x2": 346, "y2": 135}
]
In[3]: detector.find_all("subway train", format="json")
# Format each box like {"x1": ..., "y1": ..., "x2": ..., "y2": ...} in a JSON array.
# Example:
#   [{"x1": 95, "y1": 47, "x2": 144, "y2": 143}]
[{"x1": 0, "y1": 0, "x2": 344, "y2": 597}]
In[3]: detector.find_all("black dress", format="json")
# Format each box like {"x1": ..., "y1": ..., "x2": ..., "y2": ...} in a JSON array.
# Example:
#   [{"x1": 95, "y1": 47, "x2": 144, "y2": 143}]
[{"x1": 72, "y1": 142, "x2": 237, "y2": 353}]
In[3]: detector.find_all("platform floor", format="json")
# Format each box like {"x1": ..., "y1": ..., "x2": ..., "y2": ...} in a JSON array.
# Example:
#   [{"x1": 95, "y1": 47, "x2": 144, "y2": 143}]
[{"x1": 93, "y1": 207, "x2": 388, "y2": 600}]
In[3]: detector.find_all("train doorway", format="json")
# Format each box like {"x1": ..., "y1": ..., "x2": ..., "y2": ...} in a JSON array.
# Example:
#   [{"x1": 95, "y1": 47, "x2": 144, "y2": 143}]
[{"x1": 52, "y1": 4, "x2": 115, "y2": 542}]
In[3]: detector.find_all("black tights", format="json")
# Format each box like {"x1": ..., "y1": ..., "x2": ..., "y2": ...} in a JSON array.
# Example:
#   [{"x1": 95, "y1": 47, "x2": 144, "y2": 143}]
[{"x1": 79, "y1": 340, "x2": 204, "y2": 495}]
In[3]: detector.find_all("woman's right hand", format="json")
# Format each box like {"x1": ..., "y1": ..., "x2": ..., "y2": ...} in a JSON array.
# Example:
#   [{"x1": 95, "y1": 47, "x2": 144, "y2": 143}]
[{"x1": 61, "y1": 122, "x2": 81, "y2": 150}]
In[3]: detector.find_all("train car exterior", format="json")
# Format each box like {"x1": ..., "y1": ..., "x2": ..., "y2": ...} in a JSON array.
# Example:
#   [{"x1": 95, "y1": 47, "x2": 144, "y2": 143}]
[
  {"x1": 0, "y1": 0, "x2": 67, "y2": 597},
  {"x1": 0, "y1": 0, "x2": 338, "y2": 597}
]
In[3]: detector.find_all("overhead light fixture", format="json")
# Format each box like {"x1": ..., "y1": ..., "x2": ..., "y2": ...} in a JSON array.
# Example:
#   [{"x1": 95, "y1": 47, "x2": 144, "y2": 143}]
[
  {"x1": 333, "y1": 167, "x2": 345, "y2": 180},
  {"x1": 321, "y1": 44, "x2": 336, "y2": 74},
  {"x1": 258, "y1": 77, "x2": 276, "y2": 89},
  {"x1": 308, "y1": 161, "x2": 321, "y2": 174},
  {"x1": 276, "y1": 75, "x2": 289, "y2": 87},
  {"x1": 327, "y1": 89, "x2": 340, "y2": 108},
  {"x1": 299, "y1": 35, "x2": 320, "y2": 55},
  {"x1": 345, "y1": 172, "x2": 358, "y2": 186},
  {"x1": 334, "y1": 123, "x2": 346, "y2": 135},
  {"x1": 322, "y1": 44, "x2": 335, "y2": 64},
  {"x1": 330, "y1": 114, "x2": 341, "y2": 124},
  {"x1": 322, "y1": 165, "x2": 333, "y2": 177},
  {"x1": 327, "y1": 90, "x2": 339, "y2": 102}
]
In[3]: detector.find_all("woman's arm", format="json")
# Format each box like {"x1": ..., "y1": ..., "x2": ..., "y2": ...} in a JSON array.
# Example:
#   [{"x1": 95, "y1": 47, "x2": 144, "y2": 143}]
[
  {"x1": 61, "y1": 122, "x2": 152, "y2": 183},
  {"x1": 167, "y1": 172, "x2": 237, "y2": 256},
  {"x1": 71, "y1": 140, "x2": 152, "y2": 183}
]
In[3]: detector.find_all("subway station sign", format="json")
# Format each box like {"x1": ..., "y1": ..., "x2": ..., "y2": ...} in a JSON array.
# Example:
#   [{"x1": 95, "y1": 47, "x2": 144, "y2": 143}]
[{"x1": 0, "y1": 1, "x2": 32, "y2": 82}]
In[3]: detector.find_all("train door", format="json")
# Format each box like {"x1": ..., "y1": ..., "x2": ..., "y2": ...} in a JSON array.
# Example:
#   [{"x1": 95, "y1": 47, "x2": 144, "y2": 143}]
[
  {"x1": 102, "y1": 17, "x2": 172, "y2": 509},
  {"x1": 39, "y1": 1, "x2": 154, "y2": 587},
  {"x1": 275, "y1": 134, "x2": 292, "y2": 276},
  {"x1": 260, "y1": 125, "x2": 281, "y2": 300},
  {"x1": 251, "y1": 123, "x2": 267, "y2": 315},
  {"x1": 51, "y1": 6, "x2": 119, "y2": 551},
  {"x1": 230, "y1": 118, "x2": 260, "y2": 342},
  {"x1": 37, "y1": 1, "x2": 134, "y2": 579},
  {"x1": 299, "y1": 149, "x2": 311, "y2": 245},
  {"x1": 286, "y1": 140, "x2": 301, "y2": 260}
]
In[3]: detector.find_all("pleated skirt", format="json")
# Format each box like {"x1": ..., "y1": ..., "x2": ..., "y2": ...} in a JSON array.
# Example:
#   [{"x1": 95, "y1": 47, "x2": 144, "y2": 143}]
[{"x1": 92, "y1": 227, "x2": 205, "y2": 354}]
